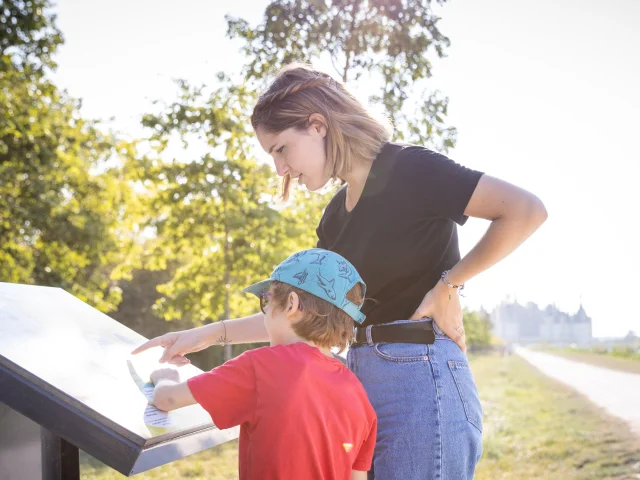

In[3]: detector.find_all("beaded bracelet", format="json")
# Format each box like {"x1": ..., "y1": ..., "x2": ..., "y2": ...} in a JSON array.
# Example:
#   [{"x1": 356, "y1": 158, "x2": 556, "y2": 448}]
[{"x1": 440, "y1": 270, "x2": 465, "y2": 297}]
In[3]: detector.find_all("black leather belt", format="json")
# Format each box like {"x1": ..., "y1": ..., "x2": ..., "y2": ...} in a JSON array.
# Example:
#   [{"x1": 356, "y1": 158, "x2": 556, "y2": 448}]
[{"x1": 354, "y1": 320, "x2": 436, "y2": 345}]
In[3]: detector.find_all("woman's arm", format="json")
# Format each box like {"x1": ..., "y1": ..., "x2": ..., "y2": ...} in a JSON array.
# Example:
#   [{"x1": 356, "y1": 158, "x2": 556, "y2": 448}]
[
  {"x1": 210, "y1": 313, "x2": 270, "y2": 345},
  {"x1": 411, "y1": 175, "x2": 547, "y2": 351},
  {"x1": 450, "y1": 174, "x2": 548, "y2": 285},
  {"x1": 131, "y1": 313, "x2": 269, "y2": 364}
]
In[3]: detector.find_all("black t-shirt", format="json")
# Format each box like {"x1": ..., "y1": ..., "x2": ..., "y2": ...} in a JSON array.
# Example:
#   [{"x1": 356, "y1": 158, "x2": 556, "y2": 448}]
[{"x1": 316, "y1": 142, "x2": 484, "y2": 327}]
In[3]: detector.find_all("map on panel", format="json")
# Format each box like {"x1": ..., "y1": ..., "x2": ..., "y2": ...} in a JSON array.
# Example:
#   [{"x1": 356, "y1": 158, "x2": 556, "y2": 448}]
[{"x1": 0, "y1": 282, "x2": 215, "y2": 441}]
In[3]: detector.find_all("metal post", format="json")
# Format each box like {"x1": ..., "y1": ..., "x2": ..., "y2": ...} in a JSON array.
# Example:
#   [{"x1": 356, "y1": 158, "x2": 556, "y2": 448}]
[{"x1": 41, "y1": 428, "x2": 80, "y2": 480}]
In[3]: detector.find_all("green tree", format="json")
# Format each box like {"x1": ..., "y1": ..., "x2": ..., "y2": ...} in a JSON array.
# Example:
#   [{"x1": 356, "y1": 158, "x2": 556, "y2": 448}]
[
  {"x1": 226, "y1": 0, "x2": 456, "y2": 152},
  {"x1": 133, "y1": 76, "x2": 329, "y2": 359},
  {"x1": 132, "y1": 0, "x2": 459, "y2": 359},
  {"x1": 0, "y1": 0, "x2": 63, "y2": 73},
  {"x1": 463, "y1": 309, "x2": 493, "y2": 350},
  {"x1": 0, "y1": 0, "x2": 137, "y2": 311}
]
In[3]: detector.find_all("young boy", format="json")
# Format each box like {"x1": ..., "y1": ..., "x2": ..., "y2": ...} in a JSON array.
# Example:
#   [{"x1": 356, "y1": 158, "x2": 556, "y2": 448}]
[{"x1": 147, "y1": 248, "x2": 377, "y2": 480}]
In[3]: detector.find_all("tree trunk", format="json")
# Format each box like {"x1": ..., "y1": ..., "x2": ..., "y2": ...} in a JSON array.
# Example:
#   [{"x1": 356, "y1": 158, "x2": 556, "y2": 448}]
[
  {"x1": 342, "y1": 0, "x2": 360, "y2": 82},
  {"x1": 223, "y1": 284, "x2": 232, "y2": 361},
  {"x1": 222, "y1": 198, "x2": 233, "y2": 362}
]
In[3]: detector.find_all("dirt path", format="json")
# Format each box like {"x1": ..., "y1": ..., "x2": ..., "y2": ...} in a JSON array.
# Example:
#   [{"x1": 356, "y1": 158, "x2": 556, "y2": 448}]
[{"x1": 516, "y1": 347, "x2": 640, "y2": 435}]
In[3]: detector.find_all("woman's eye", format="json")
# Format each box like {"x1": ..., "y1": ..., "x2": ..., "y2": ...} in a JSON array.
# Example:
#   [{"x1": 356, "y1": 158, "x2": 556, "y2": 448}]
[{"x1": 276, "y1": 145, "x2": 285, "y2": 154}]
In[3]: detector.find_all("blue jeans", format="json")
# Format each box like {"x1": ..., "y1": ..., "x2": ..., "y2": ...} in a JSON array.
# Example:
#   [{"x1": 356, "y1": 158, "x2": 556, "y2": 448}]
[{"x1": 347, "y1": 319, "x2": 483, "y2": 479}]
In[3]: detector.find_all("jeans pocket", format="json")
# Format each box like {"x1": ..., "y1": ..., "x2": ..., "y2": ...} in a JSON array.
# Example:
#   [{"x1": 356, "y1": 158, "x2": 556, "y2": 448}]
[
  {"x1": 373, "y1": 343, "x2": 430, "y2": 363},
  {"x1": 448, "y1": 361, "x2": 483, "y2": 433}
]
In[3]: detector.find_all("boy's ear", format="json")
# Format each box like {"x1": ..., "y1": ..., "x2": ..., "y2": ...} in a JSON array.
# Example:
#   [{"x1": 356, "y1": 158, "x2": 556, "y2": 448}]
[{"x1": 286, "y1": 291, "x2": 301, "y2": 318}]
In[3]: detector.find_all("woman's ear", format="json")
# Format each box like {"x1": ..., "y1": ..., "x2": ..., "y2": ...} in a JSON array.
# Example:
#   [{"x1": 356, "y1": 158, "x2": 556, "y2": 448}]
[{"x1": 308, "y1": 113, "x2": 328, "y2": 138}]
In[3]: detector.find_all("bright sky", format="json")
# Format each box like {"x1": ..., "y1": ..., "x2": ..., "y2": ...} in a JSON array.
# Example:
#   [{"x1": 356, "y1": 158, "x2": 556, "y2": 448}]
[{"x1": 51, "y1": 0, "x2": 639, "y2": 337}]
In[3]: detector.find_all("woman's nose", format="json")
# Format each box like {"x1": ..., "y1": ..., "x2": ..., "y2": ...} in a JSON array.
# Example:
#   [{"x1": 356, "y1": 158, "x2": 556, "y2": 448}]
[{"x1": 273, "y1": 157, "x2": 288, "y2": 176}]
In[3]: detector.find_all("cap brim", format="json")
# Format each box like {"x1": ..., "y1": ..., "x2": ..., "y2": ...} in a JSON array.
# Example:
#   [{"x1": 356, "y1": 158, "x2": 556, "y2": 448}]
[{"x1": 242, "y1": 279, "x2": 273, "y2": 297}]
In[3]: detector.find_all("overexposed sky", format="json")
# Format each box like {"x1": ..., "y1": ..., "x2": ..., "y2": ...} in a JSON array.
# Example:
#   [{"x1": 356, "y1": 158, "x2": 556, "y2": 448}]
[{"x1": 51, "y1": 0, "x2": 640, "y2": 337}]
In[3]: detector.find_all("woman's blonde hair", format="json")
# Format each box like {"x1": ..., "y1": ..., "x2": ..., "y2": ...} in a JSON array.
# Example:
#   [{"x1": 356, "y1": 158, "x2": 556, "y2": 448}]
[{"x1": 251, "y1": 63, "x2": 392, "y2": 200}]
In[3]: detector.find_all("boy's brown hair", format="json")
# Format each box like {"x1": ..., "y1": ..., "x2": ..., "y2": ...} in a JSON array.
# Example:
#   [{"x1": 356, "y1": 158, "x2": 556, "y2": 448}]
[{"x1": 270, "y1": 280, "x2": 365, "y2": 353}]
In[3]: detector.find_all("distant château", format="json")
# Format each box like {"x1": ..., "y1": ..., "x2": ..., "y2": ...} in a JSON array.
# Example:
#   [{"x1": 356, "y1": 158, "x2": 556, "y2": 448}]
[{"x1": 490, "y1": 300, "x2": 592, "y2": 346}]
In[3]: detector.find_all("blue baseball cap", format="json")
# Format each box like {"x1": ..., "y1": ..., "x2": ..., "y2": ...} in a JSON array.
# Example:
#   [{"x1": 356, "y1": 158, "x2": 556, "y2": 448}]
[{"x1": 243, "y1": 248, "x2": 367, "y2": 324}]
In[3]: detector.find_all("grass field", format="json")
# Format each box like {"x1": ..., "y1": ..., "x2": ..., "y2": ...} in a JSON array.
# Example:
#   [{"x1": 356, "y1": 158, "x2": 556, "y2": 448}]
[
  {"x1": 80, "y1": 440, "x2": 239, "y2": 480},
  {"x1": 80, "y1": 354, "x2": 640, "y2": 479},
  {"x1": 473, "y1": 354, "x2": 640, "y2": 479}
]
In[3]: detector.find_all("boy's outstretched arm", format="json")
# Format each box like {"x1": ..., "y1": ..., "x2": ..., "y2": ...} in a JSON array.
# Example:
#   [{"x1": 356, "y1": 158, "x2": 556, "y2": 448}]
[
  {"x1": 150, "y1": 368, "x2": 197, "y2": 411},
  {"x1": 351, "y1": 470, "x2": 367, "y2": 480}
]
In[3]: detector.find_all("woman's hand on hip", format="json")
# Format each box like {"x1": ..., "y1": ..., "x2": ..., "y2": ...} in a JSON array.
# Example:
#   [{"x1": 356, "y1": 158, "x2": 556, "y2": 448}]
[{"x1": 410, "y1": 281, "x2": 467, "y2": 353}]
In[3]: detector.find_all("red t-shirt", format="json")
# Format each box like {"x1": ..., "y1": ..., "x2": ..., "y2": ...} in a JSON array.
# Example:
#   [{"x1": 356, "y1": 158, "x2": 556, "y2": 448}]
[{"x1": 187, "y1": 342, "x2": 377, "y2": 480}]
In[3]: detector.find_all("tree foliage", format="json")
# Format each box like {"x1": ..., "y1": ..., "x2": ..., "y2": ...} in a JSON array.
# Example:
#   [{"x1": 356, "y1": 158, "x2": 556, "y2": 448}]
[
  {"x1": 132, "y1": 77, "x2": 329, "y2": 327},
  {"x1": 1, "y1": 0, "x2": 478, "y2": 362},
  {"x1": 227, "y1": 0, "x2": 457, "y2": 152},
  {"x1": 463, "y1": 309, "x2": 493, "y2": 350},
  {"x1": 0, "y1": 0, "x2": 137, "y2": 310}
]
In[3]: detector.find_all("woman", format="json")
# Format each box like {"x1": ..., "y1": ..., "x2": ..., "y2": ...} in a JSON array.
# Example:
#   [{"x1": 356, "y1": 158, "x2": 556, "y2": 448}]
[{"x1": 132, "y1": 64, "x2": 547, "y2": 479}]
